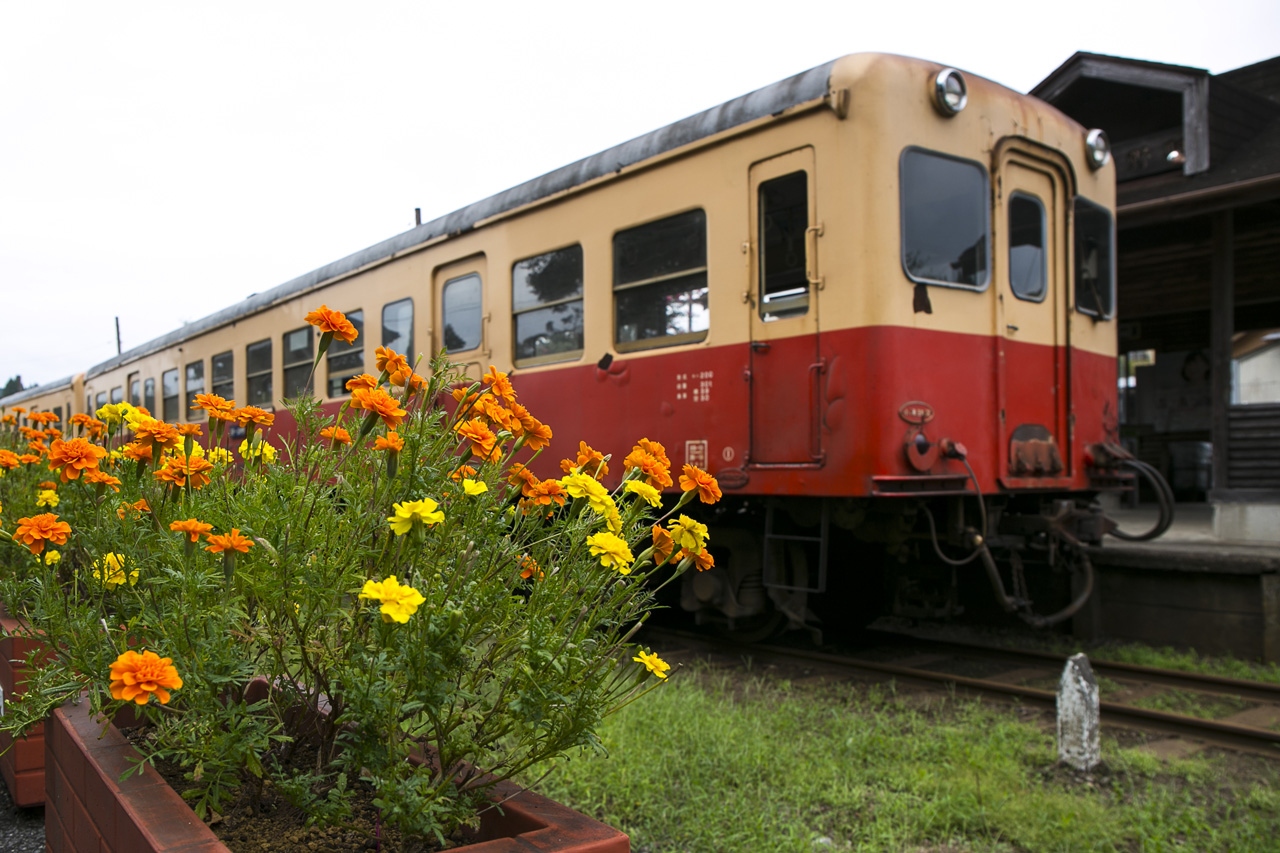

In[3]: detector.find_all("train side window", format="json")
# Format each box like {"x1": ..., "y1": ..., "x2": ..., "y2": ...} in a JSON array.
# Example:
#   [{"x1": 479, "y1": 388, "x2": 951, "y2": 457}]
[
  {"x1": 382, "y1": 298, "x2": 413, "y2": 359},
  {"x1": 613, "y1": 209, "x2": 708, "y2": 350},
  {"x1": 246, "y1": 339, "x2": 273, "y2": 407},
  {"x1": 326, "y1": 309, "x2": 364, "y2": 398},
  {"x1": 53, "y1": 406, "x2": 62, "y2": 425},
  {"x1": 1074, "y1": 197, "x2": 1114, "y2": 319},
  {"x1": 185, "y1": 360, "x2": 205, "y2": 420},
  {"x1": 161, "y1": 369, "x2": 180, "y2": 421},
  {"x1": 127, "y1": 373, "x2": 140, "y2": 406},
  {"x1": 144, "y1": 378, "x2": 156, "y2": 414},
  {"x1": 96, "y1": 392, "x2": 108, "y2": 412},
  {"x1": 442, "y1": 274, "x2": 482, "y2": 353},
  {"x1": 758, "y1": 172, "x2": 809, "y2": 320},
  {"x1": 513, "y1": 244, "x2": 583, "y2": 366},
  {"x1": 1008, "y1": 193, "x2": 1046, "y2": 302},
  {"x1": 212, "y1": 351, "x2": 234, "y2": 400},
  {"x1": 900, "y1": 148, "x2": 989, "y2": 289},
  {"x1": 283, "y1": 327, "x2": 314, "y2": 398},
  {"x1": 110, "y1": 386, "x2": 124, "y2": 405}
]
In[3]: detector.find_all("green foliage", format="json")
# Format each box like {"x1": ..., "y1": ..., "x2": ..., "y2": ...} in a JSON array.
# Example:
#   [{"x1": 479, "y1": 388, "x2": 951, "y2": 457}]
[{"x1": 0, "y1": 355, "x2": 686, "y2": 842}]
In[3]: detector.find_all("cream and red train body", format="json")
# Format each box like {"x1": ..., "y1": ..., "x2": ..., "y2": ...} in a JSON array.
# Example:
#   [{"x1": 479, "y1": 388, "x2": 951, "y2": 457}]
[{"x1": 2, "y1": 54, "x2": 1131, "y2": 635}]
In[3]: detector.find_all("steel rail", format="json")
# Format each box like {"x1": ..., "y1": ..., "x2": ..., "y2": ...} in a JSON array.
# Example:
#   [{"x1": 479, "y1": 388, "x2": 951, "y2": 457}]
[{"x1": 646, "y1": 628, "x2": 1280, "y2": 756}]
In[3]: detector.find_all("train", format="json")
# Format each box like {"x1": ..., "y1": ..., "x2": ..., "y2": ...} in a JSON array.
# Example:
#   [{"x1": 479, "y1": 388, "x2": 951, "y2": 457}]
[{"x1": 2, "y1": 52, "x2": 1168, "y2": 641}]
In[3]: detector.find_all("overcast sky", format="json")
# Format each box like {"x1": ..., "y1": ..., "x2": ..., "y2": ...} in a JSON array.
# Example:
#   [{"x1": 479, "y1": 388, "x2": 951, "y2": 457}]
[{"x1": 3, "y1": 1, "x2": 1277, "y2": 390}]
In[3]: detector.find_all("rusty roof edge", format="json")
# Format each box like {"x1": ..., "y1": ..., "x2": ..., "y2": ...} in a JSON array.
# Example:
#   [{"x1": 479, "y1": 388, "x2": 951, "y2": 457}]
[{"x1": 81, "y1": 59, "x2": 840, "y2": 380}]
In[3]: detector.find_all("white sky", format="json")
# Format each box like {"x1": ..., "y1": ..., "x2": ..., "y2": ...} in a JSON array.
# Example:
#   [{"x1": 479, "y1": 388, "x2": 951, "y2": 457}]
[{"x1": 2, "y1": 1, "x2": 1277, "y2": 390}]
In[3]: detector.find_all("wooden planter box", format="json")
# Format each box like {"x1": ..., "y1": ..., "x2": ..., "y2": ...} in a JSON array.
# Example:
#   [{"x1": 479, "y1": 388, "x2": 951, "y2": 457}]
[
  {"x1": 0, "y1": 605, "x2": 47, "y2": 807},
  {"x1": 46, "y1": 697, "x2": 629, "y2": 852}
]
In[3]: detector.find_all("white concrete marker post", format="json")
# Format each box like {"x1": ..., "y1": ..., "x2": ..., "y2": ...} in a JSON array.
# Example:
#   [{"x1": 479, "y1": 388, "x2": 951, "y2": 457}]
[{"x1": 1057, "y1": 652, "x2": 1101, "y2": 770}]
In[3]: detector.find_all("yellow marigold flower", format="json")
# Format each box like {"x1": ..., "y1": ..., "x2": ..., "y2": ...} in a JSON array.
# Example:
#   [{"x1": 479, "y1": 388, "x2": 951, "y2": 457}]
[
  {"x1": 47, "y1": 437, "x2": 108, "y2": 483},
  {"x1": 387, "y1": 498, "x2": 445, "y2": 535},
  {"x1": 169, "y1": 518, "x2": 213, "y2": 543},
  {"x1": 109, "y1": 650, "x2": 183, "y2": 705},
  {"x1": 605, "y1": 504, "x2": 623, "y2": 535},
  {"x1": 624, "y1": 480, "x2": 662, "y2": 507},
  {"x1": 206, "y1": 447, "x2": 233, "y2": 465},
  {"x1": 667, "y1": 514, "x2": 709, "y2": 554},
  {"x1": 44, "y1": 550, "x2": 61, "y2": 566},
  {"x1": 238, "y1": 439, "x2": 277, "y2": 463},
  {"x1": 586, "y1": 531, "x2": 633, "y2": 574},
  {"x1": 679, "y1": 464, "x2": 722, "y2": 505},
  {"x1": 14, "y1": 513, "x2": 71, "y2": 555},
  {"x1": 359, "y1": 575, "x2": 425, "y2": 623},
  {"x1": 461, "y1": 479, "x2": 487, "y2": 496},
  {"x1": 35, "y1": 489, "x2": 59, "y2": 508},
  {"x1": 95, "y1": 402, "x2": 133, "y2": 426},
  {"x1": 93, "y1": 553, "x2": 138, "y2": 588},
  {"x1": 304, "y1": 304, "x2": 359, "y2": 344},
  {"x1": 319, "y1": 425, "x2": 352, "y2": 446},
  {"x1": 204, "y1": 529, "x2": 254, "y2": 554},
  {"x1": 633, "y1": 649, "x2": 671, "y2": 679}
]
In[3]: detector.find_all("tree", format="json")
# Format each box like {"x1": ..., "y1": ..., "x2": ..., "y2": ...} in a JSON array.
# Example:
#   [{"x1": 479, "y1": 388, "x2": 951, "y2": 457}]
[{"x1": 1, "y1": 375, "x2": 22, "y2": 398}]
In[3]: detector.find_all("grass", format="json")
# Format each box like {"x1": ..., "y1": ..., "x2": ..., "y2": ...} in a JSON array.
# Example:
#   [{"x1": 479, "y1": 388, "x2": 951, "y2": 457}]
[
  {"x1": 529, "y1": 664, "x2": 1280, "y2": 852},
  {"x1": 1128, "y1": 689, "x2": 1253, "y2": 720}
]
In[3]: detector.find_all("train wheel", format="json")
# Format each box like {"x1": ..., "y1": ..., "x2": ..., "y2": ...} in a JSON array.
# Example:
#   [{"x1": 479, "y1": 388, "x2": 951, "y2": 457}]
[{"x1": 717, "y1": 609, "x2": 785, "y2": 644}]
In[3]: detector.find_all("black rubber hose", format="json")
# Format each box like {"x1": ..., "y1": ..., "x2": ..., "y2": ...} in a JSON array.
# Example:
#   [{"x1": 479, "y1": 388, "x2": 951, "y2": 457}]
[
  {"x1": 1108, "y1": 459, "x2": 1175, "y2": 542},
  {"x1": 1017, "y1": 550, "x2": 1095, "y2": 629}
]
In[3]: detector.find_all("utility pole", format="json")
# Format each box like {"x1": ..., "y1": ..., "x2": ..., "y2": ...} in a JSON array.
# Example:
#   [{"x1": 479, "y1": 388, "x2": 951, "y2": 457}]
[{"x1": 115, "y1": 317, "x2": 122, "y2": 355}]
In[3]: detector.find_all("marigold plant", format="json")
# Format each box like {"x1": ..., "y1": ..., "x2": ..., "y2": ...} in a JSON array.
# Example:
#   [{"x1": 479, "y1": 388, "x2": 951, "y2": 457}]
[{"x1": 0, "y1": 339, "x2": 719, "y2": 844}]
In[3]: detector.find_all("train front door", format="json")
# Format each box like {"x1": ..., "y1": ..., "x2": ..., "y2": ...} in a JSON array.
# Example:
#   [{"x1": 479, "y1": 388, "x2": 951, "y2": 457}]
[
  {"x1": 747, "y1": 147, "x2": 823, "y2": 465},
  {"x1": 994, "y1": 144, "x2": 1071, "y2": 485},
  {"x1": 432, "y1": 255, "x2": 489, "y2": 381}
]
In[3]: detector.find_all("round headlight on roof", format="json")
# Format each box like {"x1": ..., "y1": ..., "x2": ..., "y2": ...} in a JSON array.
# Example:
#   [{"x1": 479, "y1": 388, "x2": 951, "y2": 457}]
[
  {"x1": 933, "y1": 68, "x2": 967, "y2": 116},
  {"x1": 1085, "y1": 129, "x2": 1111, "y2": 170}
]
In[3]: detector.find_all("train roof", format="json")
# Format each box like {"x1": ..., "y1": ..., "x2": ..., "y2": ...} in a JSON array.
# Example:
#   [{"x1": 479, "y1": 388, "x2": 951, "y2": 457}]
[
  {"x1": 0, "y1": 375, "x2": 76, "y2": 408},
  {"x1": 81, "y1": 57, "x2": 841, "y2": 381}
]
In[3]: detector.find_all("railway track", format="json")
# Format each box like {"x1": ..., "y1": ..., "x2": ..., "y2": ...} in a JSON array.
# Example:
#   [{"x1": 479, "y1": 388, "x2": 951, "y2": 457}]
[{"x1": 645, "y1": 626, "x2": 1280, "y2": 757}]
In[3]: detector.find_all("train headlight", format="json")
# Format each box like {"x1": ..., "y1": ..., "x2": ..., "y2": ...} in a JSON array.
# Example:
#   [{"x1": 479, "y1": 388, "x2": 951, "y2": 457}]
[
  {"x1": 1085, "y1": 129, "x2": 1111, "y2": 170},
  {"x1": 932, "y1": 68, "x2": 967, "y2": 116}
]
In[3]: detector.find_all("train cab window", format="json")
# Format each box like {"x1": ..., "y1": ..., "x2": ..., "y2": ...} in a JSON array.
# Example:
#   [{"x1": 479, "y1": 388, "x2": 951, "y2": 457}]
[
  {"x1": 110, "y1": 387, "x2": 124, "y2": 405},
  {"x1": 212, "y1": 351, "x2": 234, "y2": 400},
  {"x1": 900, "y1": 148, "x2": 989, "y2": 289},
  {"x1": 161, "y1": 369, "x2": 179, "y2": 421},
  {"x1": 442, "y1": 274, "x2": 482, "y2": 353},
  {"x1": 144, "y1": 378, "x2": 156, "y2": 414},
  {"x1": 1008, "y1": 193, "x2": 1046, "y2": 302},
  {"x1": 613, "y1": 209, "x2": 708, "y2": 350},
  {"x1": 283, "y1": 327, "x2": 314, "y2": 398},
  {"x1": 1074, "y1": 197, "x2": 1114, "y2": 318},
  {"x1": 246, "y1": 339, "x2": 273, "y2": 407},
  {"x1": 185, "y1": 361, "x2": 205, "y2": 420},
  {"x1": 513, "y1": 245, "x2": 584, "y2": 366},
  {"x1": 758, "y1": 172, "x2": 809, "y2": 320},
  {"x1": 326, "y1": 309, "x2": 364, "y2": 398},
  {"x1": 382, "y1": 298, "x2": 413, "y2": 358}
]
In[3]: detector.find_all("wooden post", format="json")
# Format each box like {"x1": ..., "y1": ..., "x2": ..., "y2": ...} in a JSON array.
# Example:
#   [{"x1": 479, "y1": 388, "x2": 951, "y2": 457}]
[{"x1": 1210, "y1": 211, "x2": 1234, "y2": 494}]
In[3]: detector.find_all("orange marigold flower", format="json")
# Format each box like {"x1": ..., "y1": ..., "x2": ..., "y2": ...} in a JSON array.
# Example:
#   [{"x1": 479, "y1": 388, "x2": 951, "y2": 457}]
[
  {"x1": 85, "y1": 419, "x2": 107, "y2": 439},
  {"x1": 169, "y1": 518, "x2": 213, "y2": 543},
  {"x1": 405, "y1": 372, "x2": 428, "y2": 391},
  {"x1": 624, "y1": 446, "x2": 673, "y2": 489},
  {"x1": 192, "y1": 394, "x2": 235, "y2": 417},
  {"x1": 519, "y1": 555, "x2": 544, "y2": 580},
  {"x1": 455, "y1": 417, "x2": 500, "y2": 461},
  {"x1": 83, "y1": 469, "x2": 122, "y2": 492},
  {"x1": 109, "y1": 650, "x2": 183, "y2": 706},
  {"x1": 46, "y1": 427, "x2": 63, "y2": 440},
  {"x1": 233, "y1": 406, "x2": 275, "y2": 428},
  {"x1": 205, "y1": 529, "x2": 254, "y2": 554},
  {"x1": 18, "y1": 453, "x2": 41, "y2": 465},
  {"x1": 320, "y1": 425, "x2": 352, "y2": 445},
  {"x1": 10, "y1": 407, "x2": 25, "y2": 415},
  {"x1": 47, "y1": 437, "x2": 108, "y2": 483},
  {"x1": 678, "y1": 547, "x2": 715, "y2": 572},
  {"x1": 132, "y1": 417, "x2": 181, "y2": 451},
  {"x1": 482, "y1": 366, "x2": 517, "y2": 403},
  {"x1": 304, "y1": 304, "x2": 359, "y2": 345},
  {"x1": 177, "y1": 423, "x2": 203, "y2": 437},
  {"x1": 522, "y1": 417, "x2": 552, "y2": 452},
  {"x1": 522, "y1": 478, "x2": 567, "y2": 508},
  {"x1": 69, "y1": 413, "x2": 94, "y2": 428},
  {"x1": 560, "y1": 441, "x2": 609, "y2": 479},
  {"x1": 373, "y1": 431, "x2": 405, "y2": 453},
  {"x1": 506, "y1": 462, "x2": 539, "y2": 496},
  {"x1": 27, "y1": 439, "x2": 48, "y2": 456},
  {"x1": 28, "y1": 411, "x2": 58, "y2": 425},
  {"x1": 121, "y1": 441, "x2": 153, "y2": 463},
  {"x1": 375, "y1": 347, "x2": 409, "y2": 377},
  {"x1": 38, "y1": 480, "x2": 57, "y2": 490},
  {"x1": 651, "y1": 524, "x2": 675, "y2": 565},
  {"x1": 117, "y1": 499, "x2": 151, "y2": 520},
  {"x1": 13, "y1": 513, "x2": 71, "y2": 555},
  {"x1": 351, "y1": 388, "x2": 406, "y2": 430},
  {"x1": 0, "y1": 450, "x2": 19, "y2": 470},
  {"x1": 345, "y1": 373, "x2": 380, "y2": 394},
  {"x1": 154, "y1": 454, "x2": 215, "y2": 490},
  {"x1": 679, "y1": 464, "x2": 722, "y2": 504}
]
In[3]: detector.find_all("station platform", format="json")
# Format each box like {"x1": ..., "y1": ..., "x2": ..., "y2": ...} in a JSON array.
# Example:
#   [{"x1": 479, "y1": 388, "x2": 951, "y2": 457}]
[{"x1": 1077, "y1": 503, "x2": 1280, "y2": 662}]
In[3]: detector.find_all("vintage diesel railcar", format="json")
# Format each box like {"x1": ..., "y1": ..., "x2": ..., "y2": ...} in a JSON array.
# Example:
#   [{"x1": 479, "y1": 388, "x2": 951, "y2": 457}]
[{"x1": 4, "y1": 53, "x2": 1155, "y2": 638}]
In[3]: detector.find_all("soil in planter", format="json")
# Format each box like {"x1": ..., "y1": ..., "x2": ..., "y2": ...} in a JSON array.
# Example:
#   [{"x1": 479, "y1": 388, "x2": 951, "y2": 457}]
[{"x1": 121, "y1": 727, "x2": 474, "y2": 852}]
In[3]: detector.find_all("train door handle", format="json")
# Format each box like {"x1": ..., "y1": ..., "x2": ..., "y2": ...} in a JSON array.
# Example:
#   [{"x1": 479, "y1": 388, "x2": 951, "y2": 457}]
[{"x1": 751, "y1": 341, "x2": 771, "y2": 353}]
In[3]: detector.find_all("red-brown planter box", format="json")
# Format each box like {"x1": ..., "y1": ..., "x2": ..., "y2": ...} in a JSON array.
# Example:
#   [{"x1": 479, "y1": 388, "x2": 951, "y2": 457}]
[
  {"x1": 0, "y1": 605, "x2": 48, "y2": 807},
  {"x1": 47, "y1": 697, "x2": 629, "y2": 852}
]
